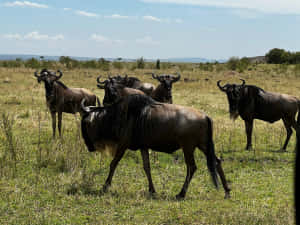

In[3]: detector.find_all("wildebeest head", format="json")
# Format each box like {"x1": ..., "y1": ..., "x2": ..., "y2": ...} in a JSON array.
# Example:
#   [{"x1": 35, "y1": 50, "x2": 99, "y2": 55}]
[
  {"x1": 217, "y1": 79, "x2": 246, "y2": 120},
  {"x1": 34, "y1": 69, "x2": 63, "y2": 98},
  {"x1": 111, "y1": 74, "x2": 141, "y2": 88},
  {"x1": 152, "y1": 72, "x2": 180, "y2": 103},
  {"x1": 97, "y1": 76, "x2": 122, "y2": 106}
]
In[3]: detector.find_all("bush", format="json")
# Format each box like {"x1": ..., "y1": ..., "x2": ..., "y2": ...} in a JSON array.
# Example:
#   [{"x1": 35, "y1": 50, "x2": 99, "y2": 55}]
[
  {"x1": 156, "y1": 59, "x2": 160, "y2": 70},
  {"x1": 112, "y1": 61, "x2": 124, "y2": 70},
  {"x1": 226, "y1": 57, "x2": 240, "y2": 71},
  {"x1": 199, "y1": 63, "x2": 214, "y2": 72},
  {"x1": 136, "y1": 57, "x2": 145, "y2": 69}
]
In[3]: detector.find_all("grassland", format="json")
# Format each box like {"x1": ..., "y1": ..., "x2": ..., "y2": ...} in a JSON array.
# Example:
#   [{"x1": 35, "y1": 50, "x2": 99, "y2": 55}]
[{"x1": 0, "y1": 64, "x2": 298, "y2": 224}]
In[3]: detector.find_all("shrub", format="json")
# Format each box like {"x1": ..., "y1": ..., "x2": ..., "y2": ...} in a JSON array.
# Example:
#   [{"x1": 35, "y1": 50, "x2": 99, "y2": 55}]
[{"x1": 136, "y1": 57, "x2": 145, "y2": 69}]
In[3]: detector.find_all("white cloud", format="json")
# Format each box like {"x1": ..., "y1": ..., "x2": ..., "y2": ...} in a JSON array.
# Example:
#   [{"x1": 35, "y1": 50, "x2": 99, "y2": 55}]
[
  {"x1": 52, "y1": 34, "x2": 65, "y2": 41},
  {"x1": 63, "y1": 8, "x2": 72, "y2": 11},
  {"x1": 105, "y1": 14, "x2": 129, "y2": 19},
  {"x1": 231, "y1": 9, "x2": 260, "y2": 19},
  {"x1": 136, "y1": 36, "x2": 159, "y2": 45},
  {"x1": 174, "y1": 18, "x2": 183, "y2": 23},
  {"x1": 2, "y1": 33, "x2": 22, "y2": 40},
  {"x1": 2, "y1": 31, "x2": 64, "y2": 41},
  {"x1": 4, "y1": 1, "x2": 48, "y2": 8},
  {"x1": 143, "y1": 15, "x2": 183, "y2": 23},
  {"x1": 75, "y1": 10, "x2": 99, "y2": 18},
  {"x1": 90, "y1": 34, "x2": 124, "y2": 44},
  {"x1": 140, "y1": 0, "x2": 300, "y2": 15},
  {"x1": 143, "y1": 15, "x2": 162, "y2": 22}
]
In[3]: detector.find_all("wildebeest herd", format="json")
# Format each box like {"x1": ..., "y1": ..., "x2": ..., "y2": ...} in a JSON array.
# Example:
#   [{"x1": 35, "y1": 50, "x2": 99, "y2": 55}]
[{"x1": 34, "y1": 69, "x2": 300, "y2": 200}]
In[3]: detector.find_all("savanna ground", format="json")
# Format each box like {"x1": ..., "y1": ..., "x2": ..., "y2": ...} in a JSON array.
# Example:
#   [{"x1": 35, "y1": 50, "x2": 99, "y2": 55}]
[{"x1": 0, "y1": 63, "x2": 298, "y2": 224}]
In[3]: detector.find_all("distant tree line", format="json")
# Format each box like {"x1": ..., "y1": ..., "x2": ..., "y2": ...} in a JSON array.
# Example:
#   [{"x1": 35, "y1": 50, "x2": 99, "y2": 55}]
[
  {"x1": 0, "y1": 56, "x2": 163, "y2": 70},
  {"x1": 265, "y1": 48, "x2": 300, "y2": 64}
]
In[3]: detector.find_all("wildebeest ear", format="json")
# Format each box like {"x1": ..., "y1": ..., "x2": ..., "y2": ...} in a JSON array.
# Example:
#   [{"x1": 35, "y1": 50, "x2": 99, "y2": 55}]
[{"x1": 97, "y1": 84, "x2": 105, "y2": 89}]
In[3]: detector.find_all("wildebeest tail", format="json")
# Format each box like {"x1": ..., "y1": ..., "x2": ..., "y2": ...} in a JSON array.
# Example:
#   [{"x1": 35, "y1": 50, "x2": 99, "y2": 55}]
[
  {"x1": 206, "y1": 117, "x2": 219, "y2": 189},
  {"x1": 96, "y1": 97, "x2": 101, "y2": 106}
]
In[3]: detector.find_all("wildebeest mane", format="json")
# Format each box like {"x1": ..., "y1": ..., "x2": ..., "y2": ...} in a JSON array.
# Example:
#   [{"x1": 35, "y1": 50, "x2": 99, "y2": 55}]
[
  {"x1": 55, "y1": 80, "x2": 68, "y2": 89},
  {"x1": 244, "y1": 85, "x2": 265, "y2": 93},
  {"x1": 121, "y1": 94, "x2": 162, "y2": 149}
]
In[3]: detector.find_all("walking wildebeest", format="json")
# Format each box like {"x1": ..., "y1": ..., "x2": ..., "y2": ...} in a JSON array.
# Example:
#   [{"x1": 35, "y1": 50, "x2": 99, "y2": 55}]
[
  {"x1": 217, "y1": 79, "x2": 300, "y2": 151},
  {"x1": 80, "y1": 94, "x2": 231, "y2": 199},
  {"x1": 150, "y1": 73, "x2": 180, "y2": 104},
  {"x1": 34, "y1": 69, "x2": 100, "y2": 137},
  {"x1": 296, "y1": 131, "x2": 300, "y2": 224},
  {"x1": 96, "y1": 76, "x2": 145, "y2": 106}
]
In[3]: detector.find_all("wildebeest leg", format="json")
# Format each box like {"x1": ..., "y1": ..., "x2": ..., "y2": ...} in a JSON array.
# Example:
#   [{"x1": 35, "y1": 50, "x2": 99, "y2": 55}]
[
  {"x1": 281, "y1": 118, "x2": 293, "y2": 151},
  {"x1": 50, "y1": 112, "x2": 56, "y2": 138},
  {"x1": 215, "y1": 157, "x2": 231, "y2": 199},
  {"x1": 140, "y1": 149, "x2": 156, "y2": 194},
  {"x1": 245, "y1": 120, "x2": 253, "y2": 150},
  {"x1": 102, "y1": 148, "x2": 126, "y2": 193},
  {"x1": 58, "y1": 112, "x2": 62, "y2": 137},
  {"x1": 176, "y1": 147, "x2": 197, "y2": 199}
]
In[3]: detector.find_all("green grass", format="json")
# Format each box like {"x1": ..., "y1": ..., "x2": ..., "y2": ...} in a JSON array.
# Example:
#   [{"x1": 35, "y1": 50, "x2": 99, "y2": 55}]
[{"x1": 0, "y1": 65, "x2": 297, "y2": 224}]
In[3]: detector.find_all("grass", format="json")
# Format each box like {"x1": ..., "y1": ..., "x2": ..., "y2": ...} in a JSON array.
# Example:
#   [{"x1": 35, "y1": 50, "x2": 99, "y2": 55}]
[{"x1": 0, "y1": 65, "x2": 297, "y2": 224}]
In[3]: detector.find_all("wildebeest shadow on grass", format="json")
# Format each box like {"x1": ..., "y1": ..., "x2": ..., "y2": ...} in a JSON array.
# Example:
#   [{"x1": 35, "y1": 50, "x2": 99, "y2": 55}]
[
  {"x1": 66, "y1": 185, "x2": 199, "y2": 201},
  {"x1": 225, "y1": 153, "x2": 292, "y2": 164}
]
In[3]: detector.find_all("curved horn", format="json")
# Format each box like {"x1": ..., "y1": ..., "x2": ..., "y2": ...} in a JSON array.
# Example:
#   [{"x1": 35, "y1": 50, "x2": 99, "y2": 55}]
[
  {"x1": 34, "y1": 71, "x2": 40, "y2": 78},
  {"x1": 172, "y1": 72, "x2": 181, "y2": 82},
  {"x1": 151, "y1": 73, "x2": 158, "y2": 80},
  {"x1": 217, "y1": 80, "x2": 227, "y2": 92},
  {"x1": 81, "y1": 99, "x2": 91, "y2": 113},
  {"x1": 240, "y1": 79, "x2": 246, "y2": 87},
  {"x1": 56, "y1": 70, "x2": 63, "y2": 80},
  {"x1": 97, "y1": 76, "x2": 106, "y2": 84}
]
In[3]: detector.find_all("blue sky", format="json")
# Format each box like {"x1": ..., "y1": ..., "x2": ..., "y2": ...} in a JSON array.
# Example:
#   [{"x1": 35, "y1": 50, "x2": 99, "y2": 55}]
[{"x1": 0, "y1": 0, "x2": 299, "y2": 60}]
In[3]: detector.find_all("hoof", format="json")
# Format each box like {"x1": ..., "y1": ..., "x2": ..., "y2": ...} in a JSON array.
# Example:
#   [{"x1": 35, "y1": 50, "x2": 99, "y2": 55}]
[
  {"x1": 175, "y1": 194, "x2": 185, "y2": 200},
  {"x1": 102, "y1": 185, "x2": 109, "y2": 193},
  {"x1": 147, "y1": 192, "x2": 158, "y2": 199},
  {"x1": 245, "y1": 146, "x2": 252, "y2": 151},
  {"x1": 224, "y1": 192, "x2": 231, "y2": 199}
]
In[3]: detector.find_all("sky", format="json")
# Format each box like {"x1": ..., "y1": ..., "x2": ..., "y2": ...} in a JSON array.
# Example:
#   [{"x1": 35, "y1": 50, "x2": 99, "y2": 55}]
[{"x1": 0, "y1": 0, "x2": 299, "y2": 60}]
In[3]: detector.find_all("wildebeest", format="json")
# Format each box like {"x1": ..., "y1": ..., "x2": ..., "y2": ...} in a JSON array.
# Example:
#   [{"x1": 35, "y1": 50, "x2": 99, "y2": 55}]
[
  {"x1": 217, "y1": 79, "x2": 300, "y2": 151},
  {"x1": 111, "y1": 74, "x2": 155, "y2": 95},
  {"x1": 96, "y1": 76, "x2": 145, "y2": 106},
  {"x1": 34, "y1": 69, "x2": 100, "y2": 137},
  {"x1": 150, "y1": 73, "x2": 181, "y2": 104},
  {"x1": 296, "y1": 131, "x2": 300, "y2": 224},
  {"x1": 80, "y1": 94, "x2": 231, "y2": 199}
]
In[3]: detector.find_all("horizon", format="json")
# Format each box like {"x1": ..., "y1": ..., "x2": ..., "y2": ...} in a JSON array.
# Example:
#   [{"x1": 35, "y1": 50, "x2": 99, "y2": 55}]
[{"x1": 0, "y1": 0, "x2": 299, "y2": 59}]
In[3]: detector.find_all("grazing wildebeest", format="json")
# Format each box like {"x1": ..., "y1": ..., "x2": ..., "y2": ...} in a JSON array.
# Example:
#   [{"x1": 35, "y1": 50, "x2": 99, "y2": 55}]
[
  {"x1": 80, "y1": 94, "x2": 231, "y2": 199},
  {"x1": 34, "y1": 69, "x2": 100, "y2": 137},
  {"x1": 217, "y1": 79, "x2": 300, "y2": 151},
  {"x1": 96, "y1": 76, "x2": 145, "y2": 106},
  {"x1": 150, "y1": 72, "x2": 181, "y2": 104},
  {"x1": 111, "y1": 74, "x2": 155, "y2": 95}
]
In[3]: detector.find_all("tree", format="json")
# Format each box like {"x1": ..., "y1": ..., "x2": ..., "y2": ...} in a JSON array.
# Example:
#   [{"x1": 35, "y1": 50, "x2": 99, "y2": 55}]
[
  {"x1": 25, "y1": 58, "x2": 40, "y2": 69},
  {"x1": 265, "y1": 48, "x2": 287, "y2": 64},
  {"x1": 156, "y1": 59, "x2": 160, "y2": 70},
  {"x1": 137, "y1": 57, "x2": 145, "y2": 69}
]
